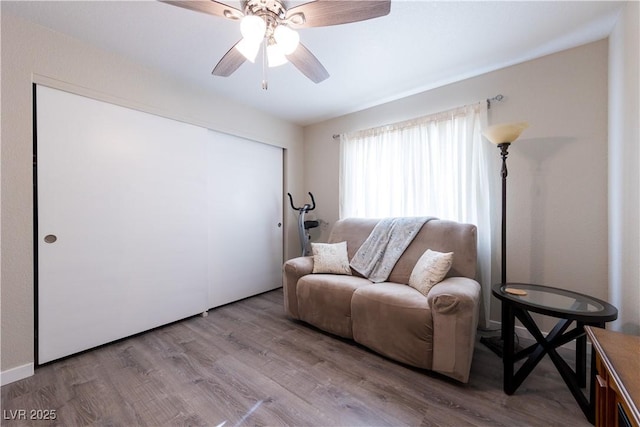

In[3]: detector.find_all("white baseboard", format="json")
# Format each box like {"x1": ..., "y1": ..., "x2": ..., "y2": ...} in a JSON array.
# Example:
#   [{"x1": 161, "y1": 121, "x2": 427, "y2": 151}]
[{"x1": 1, "y1": 363, "x2": 34, "y2": 386}]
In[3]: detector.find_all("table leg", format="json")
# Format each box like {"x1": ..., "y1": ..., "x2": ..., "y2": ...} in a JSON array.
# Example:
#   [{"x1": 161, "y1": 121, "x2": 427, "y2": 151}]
[
  {"x1": 502, "y1": 302, "x2": 516, "y2": 394},
  {"x1": 510, "y1": 310, "x2": 572, "y2": 392},
  {"x1": 576, "y1": 321, "x2": 586, "y2": 388},
  {"x1": 516, "y1": 316, "x2": 592, "y2": 422},
  {"x1": 501, "y1": 299, "x2": 507, "y2": 341}
]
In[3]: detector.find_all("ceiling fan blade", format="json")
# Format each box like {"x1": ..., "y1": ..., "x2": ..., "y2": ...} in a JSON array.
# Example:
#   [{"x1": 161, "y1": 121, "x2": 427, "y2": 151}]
[
  {"x1": 285, "y1": 0, "x2": 390, "y2": 28},
  {"x1": 286, "y1": 43, "x2": 329, "y2": 83},
  {"x1": 212, "y1": 41, "x2": 246, "y2": 76},
  {"x1": 160, "y1": 1, "x2": 243, "y2": 20}
]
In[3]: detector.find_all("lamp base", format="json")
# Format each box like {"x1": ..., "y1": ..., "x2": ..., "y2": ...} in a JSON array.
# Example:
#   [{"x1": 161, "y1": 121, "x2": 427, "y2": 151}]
[
  {"x1": 480, "y1": 335, "x2": 523, "y2": 358},
  {"x1": 480, "y1": 336, "x2": 505, "y2": 357}
]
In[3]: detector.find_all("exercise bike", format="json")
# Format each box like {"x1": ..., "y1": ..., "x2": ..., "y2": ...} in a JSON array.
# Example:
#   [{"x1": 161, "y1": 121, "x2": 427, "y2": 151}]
[{"x1": 287, "y1": 192, "x2": 319, "y2": 256}]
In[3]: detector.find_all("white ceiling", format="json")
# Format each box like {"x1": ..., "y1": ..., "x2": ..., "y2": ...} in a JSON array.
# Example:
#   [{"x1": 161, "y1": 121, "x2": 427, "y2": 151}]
[{"x1": 3, "y1": 0, "x2": 624, "y2": 126}]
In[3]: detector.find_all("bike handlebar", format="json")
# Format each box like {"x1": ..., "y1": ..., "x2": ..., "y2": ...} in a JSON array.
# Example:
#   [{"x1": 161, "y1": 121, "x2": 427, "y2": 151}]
[{"x1": 287, "y1": 192, "x2": 316, "y2": 212}]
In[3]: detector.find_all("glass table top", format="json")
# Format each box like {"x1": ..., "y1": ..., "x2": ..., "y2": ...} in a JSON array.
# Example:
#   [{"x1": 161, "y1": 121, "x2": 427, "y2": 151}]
[{"x1": 493, "y1": 283, "x2": 614, "y2": 316}]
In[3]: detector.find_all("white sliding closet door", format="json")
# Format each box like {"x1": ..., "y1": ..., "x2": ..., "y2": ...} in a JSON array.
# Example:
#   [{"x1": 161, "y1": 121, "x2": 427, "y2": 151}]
[
  {"x1": 36, "y1": 86, "x2": 210, "y2": 363},
  {"x1": 207, "y1": 133, "x2": 283, "y2": 307},
  {"x1": 36, "y1": 86, "x2": 283, "y2": 364}
]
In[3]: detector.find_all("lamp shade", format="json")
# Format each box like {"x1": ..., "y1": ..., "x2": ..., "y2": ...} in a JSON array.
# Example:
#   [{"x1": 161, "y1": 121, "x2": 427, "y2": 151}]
[{"x1": 483, "y1": 122, "x2": 529, "y2": 144}]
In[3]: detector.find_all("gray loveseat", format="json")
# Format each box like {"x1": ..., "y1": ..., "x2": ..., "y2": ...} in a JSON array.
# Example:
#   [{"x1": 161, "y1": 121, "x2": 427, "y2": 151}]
[{"x1": 283, "y1": 217, "x2": 481, "y2": 383}]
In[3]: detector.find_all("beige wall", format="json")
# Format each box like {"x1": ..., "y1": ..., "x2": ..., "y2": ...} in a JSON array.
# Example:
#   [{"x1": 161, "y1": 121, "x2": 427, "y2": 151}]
[
  {"x1": 303, "y1": 40, "x2": 610, "y2": 331},
  {"x1": 608, "y1": 1, "x2": 640, "y2": 335},
  {"x1": 0, "y1": 13, "x2": 304, "y2": 374}
]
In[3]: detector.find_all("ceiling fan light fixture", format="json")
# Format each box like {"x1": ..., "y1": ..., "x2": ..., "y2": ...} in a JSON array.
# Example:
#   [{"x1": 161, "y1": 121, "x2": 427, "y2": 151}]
[
  {"x1": 235, "y1": 37, "x2": 262, "y2": 62},
  {"x1": 164, "y1": 0, "x2": 391, "y2": 84},
  {"x1": 267, "y1": 42, "x2": 287, "y2": 67},
  {"x1": 274, "y1": 25, "x2": 300, "y2": 55},
  {"x1": 240, "y1": 15, "x2": 266, "y2": 43}
]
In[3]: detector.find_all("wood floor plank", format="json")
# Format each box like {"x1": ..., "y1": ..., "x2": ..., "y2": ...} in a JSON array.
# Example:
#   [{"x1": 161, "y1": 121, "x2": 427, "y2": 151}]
[{"x1": 1, "y1": 288, "x2": 592, "y2": 426}]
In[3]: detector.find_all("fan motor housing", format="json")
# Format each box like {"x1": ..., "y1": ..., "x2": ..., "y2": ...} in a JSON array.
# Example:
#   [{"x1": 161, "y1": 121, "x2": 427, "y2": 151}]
[{"x1": 244, "y1": 0, "x2": 286, "y2": 20}]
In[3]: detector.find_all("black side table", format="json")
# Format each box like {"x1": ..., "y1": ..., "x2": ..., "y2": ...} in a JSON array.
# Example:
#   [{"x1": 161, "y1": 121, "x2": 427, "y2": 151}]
[{"x1": 492, "y1": 283, "x2": 618, "y2": 423}]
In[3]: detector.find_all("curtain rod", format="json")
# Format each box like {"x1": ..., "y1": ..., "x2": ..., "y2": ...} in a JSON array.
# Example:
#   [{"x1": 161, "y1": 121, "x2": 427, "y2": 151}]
[
  {"x1": 332, "y1": 94, "x2": 505, "y2": 140},
  {"x1": 487, "y1": 94, "x2": 504, "y2": 109}
]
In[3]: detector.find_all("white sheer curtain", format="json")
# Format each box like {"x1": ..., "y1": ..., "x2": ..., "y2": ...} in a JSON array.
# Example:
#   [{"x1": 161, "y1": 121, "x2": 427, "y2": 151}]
[{"x1": 339, "y1": 103, "x2": 494, "y2": 328}]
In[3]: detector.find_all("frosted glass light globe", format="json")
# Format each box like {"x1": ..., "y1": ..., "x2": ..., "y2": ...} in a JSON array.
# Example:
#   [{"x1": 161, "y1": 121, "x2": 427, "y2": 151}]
[
  {"x1": 267, "y1": 42, "x2": 287, "y2": 67},
  {"x1": 274, "y1": 25, "x2": 300, "y2": 55},
  {"x1": 235, "y1": 38, "x2": 261, "y2": 62},
  {"x1": 240, "y1": 15, "x2": 266, "y2": 43}
]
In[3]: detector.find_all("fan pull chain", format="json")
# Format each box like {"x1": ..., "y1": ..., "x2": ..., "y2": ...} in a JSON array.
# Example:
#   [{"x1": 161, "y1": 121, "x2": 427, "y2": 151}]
[{"x1": 261, "y1": 39, "x2": 268, "y2": 90}]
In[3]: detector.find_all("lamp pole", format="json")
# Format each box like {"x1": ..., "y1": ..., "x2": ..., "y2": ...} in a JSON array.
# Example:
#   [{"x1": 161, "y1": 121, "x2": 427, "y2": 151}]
[
  {"x1": 479, "y1": 121, "x2": 528, "y2": 358},
  {"x1": 498, "y1": 142, "x2": 510, "y2": 343},
  {"x1": 481, "y1": 142, "x2": 512, "y2": 354},
  {"x1": 499, "y1": 142, "x2": 510, "y2": 285}
]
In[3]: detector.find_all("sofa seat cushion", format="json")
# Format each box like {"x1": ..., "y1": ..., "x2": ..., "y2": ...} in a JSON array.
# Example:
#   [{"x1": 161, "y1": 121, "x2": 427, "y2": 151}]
[
  {"x1": 297, "y1": 274, "x2": 372, "y2": 339},
  {"x1": 351, "y1": 283, "x2": 433, "y2": 369}
]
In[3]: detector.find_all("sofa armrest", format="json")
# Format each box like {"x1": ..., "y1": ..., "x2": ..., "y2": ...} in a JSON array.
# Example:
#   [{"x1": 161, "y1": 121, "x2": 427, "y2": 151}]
[
  {"x1": 282, "y1": 256, "x2": 314, "y2": 319},
  {"x1": 427, "y1": 276, "x2": 481, "y2": 383}
]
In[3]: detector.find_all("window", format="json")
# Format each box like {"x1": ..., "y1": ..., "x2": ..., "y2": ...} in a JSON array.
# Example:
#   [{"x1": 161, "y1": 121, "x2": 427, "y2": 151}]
[{"x1": 339, "y1": 102, "x2": 495, "y2": 327}]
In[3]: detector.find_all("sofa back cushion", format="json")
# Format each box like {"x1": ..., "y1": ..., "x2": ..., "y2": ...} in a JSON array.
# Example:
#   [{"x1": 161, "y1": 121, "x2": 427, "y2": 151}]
[{"x1": 328, "y1": 218, "x2": 477, "y2": 283}]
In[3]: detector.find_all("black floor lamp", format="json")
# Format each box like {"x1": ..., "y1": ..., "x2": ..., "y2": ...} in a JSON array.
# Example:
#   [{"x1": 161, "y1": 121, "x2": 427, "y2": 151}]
[{"x1": 480, "y1": 122, "x2": 529, "y2": 357}]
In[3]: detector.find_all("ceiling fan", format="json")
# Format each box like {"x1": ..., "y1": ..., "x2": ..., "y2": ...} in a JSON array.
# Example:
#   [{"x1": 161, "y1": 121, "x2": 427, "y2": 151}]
[{"x1": 161, "y1": 0, "x2": 391, "y2": 88}]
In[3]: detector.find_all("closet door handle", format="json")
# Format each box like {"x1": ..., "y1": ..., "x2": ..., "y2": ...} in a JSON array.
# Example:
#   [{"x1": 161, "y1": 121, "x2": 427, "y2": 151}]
[{"x1": 44, "y1": 234, "x2": 57, "y2": 244}]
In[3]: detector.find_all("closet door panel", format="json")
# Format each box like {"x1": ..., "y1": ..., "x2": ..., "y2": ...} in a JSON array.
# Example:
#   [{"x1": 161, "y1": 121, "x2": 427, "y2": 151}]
[
  {"x1": 36, "y1": 86, "x2": 209, "y2": 363},
  {"x1": 207, "y1": 133, "x2": 283, "y2": 308}
]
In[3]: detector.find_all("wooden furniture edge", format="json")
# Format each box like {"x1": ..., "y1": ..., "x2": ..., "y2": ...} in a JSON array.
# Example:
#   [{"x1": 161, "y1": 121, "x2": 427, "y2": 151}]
[{"x1": 586, "y1": 326, "x2": 640, "y2": 426}]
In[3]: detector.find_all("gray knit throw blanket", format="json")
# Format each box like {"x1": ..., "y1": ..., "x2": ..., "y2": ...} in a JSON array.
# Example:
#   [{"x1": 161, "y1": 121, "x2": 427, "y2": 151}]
[{"x1": 350, "y1": 216, "x2": 436, "y2": 283}]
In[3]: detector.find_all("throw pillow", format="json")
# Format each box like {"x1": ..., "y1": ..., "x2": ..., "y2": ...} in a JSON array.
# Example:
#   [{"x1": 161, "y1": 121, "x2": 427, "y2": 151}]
[
  {"x1": 311, "y1": 241, "x2": 352, "y2": 275},
  {"x1": 408, "y1": 249, "x2": 453, "y2": 296}
]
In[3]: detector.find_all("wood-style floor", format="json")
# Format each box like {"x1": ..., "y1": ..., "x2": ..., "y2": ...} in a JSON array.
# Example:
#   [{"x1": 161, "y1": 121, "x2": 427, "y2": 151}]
[{"x1": 2, "y1": 288, "x2": 591, "y2": 426}]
